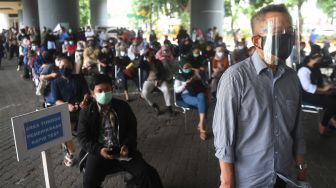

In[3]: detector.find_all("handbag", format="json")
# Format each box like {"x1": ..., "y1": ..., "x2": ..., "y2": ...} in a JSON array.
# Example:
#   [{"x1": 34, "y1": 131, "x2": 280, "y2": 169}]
[{"x1": 185, "y1": 79, "x2": 206, "y2": 96}]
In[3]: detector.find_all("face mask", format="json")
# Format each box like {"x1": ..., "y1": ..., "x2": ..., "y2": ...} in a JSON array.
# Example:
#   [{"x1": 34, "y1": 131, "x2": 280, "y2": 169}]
[
  {"x1": 193, "y1": 53, "x2": 199, "y2": 58},
  {"x1": 95, "y1": 91, "x2": 112, "y2": 105},
  {"x1": 238, "y1": 46, "x2": 244, "y2": 50},
  {"x1": 217, "y1": 52, "x2": 223, "y2": 57},
  {"x1": 59, "y1": 68, "x2": 72, "y2": 77},
  {"x1": 260, "y1": 33, "x2": 294, "y2": 61},
  {"x1": 120, "y1": 51, "x2": 126, "y2": 56},
  {"x1": 69, "y1": 41, "x2": 74, "y2": 45},
  {"x1": 64, "y1": 41, "x2": 68, "y2": 45},
  {"x1": 182, "y1": 68, "x2": 192, "y2": 74},
  {"x1": 31, "y1": 45, "x2": 37, "y2": 51}
]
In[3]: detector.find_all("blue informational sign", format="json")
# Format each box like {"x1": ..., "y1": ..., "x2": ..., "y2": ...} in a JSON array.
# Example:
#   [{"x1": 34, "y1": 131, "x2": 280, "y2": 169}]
[{"x1": 24, "y1": 112, "x2": 64, "y2": 150}]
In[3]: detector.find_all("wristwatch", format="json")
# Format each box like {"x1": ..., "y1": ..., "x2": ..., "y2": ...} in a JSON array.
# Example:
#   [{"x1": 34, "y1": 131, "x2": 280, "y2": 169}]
[{"x1": 297, "y1": 163, "x2": 308, "y2": 170}]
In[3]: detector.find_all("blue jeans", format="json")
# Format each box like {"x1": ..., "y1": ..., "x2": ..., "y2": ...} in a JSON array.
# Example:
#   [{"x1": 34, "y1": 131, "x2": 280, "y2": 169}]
[{"x1": 181, "y1": 92, "x2": 206, "y2": 113}]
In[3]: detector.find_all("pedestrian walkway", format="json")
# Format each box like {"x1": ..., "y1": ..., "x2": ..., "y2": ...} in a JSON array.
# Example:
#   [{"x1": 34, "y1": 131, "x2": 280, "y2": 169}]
[{"x1": 0, "y1": 58, "x2": 335, "y2": 188}]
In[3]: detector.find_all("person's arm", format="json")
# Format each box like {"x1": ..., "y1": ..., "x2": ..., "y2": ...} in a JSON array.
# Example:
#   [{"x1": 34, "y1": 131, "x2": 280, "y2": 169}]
[
  {"x1": 292, "y1": 84, "x2": 307, "y2": 181},
  {"x1": 40, "y1": 72, "x2": 58, "y2": 81},
  {"x1": 77, "y1": 106, "x2": 105, "y2": 156},
  {"x1": 120, "y1": 102, "x2": 137, "y2": 155},
  {"x1": 219, "y1": 161, "x2": 234, "y2": 188},
  {"x1": 213, "y1": 68, "x2": 240, "y2": 187},
  {"x1": 174, "y1": 78, "x2": 186, "y2": 93}
]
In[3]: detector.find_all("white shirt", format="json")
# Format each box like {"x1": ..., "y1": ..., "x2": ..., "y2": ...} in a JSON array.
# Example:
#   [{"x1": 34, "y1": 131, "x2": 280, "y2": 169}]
[{"x1": 297, "y1": 66, "x2": 317, "y2": 94}]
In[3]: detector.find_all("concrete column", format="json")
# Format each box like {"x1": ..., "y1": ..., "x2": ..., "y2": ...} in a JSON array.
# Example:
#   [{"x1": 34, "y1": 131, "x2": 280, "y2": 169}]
[
  {"x1": 22, "y1": 0, "x2": 39, "y2": 27},
  {"x1": 38, "y1": 0, "x2": 80, "y2": 31},
  {"x1": 18, "y1": 10, "x2": 23, "y2": 28},
  {"x1": 90, "y1": 0, "x2": 108, "y2": 27},
  {"x1": 190, "y1": 0, "x2": 224, "y2": 34}
]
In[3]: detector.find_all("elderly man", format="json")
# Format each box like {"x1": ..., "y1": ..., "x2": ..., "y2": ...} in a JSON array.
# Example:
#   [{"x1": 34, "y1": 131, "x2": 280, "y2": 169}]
[{"x1": 213, "y1": 4, "x2": 308, "y2": 188}]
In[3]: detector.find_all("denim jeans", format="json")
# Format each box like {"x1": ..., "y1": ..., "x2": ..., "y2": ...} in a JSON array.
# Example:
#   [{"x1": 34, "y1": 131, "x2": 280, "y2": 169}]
[{"x1": 181, "y1": 92, "x2": 206, "y2": 113}]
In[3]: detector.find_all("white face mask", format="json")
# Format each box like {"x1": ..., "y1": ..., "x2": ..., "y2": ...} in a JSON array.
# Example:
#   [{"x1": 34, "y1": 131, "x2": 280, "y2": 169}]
[
  {"x1": 69, "y1": 41, "x2": 74, "y2": 45},
  {"x1": 120, "y1": 51, "x2": 126, "y2": 56},
  {"x1": 31, "y1": 45, "x2": 37, "y2": 51},
  {"x1": 217, "y1": 52, "x2": 224, "y2": 57}
]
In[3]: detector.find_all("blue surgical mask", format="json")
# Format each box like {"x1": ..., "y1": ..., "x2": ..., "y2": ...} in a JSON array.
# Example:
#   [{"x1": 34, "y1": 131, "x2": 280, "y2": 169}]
[
  {"x1": 59, "y1": 68, "x2": 72, "y2": 77},
  {"x1": 96, "y1": 91, "x2": 113, "y2": 105},
  {"x1": 193, "y1": 53, "x2": 199, "y2": 58}
]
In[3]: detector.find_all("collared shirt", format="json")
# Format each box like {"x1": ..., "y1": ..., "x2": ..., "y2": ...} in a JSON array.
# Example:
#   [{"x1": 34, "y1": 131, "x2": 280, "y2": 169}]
[{"x1": 213, "y1": 52, "x2": 306, "y2": 187}]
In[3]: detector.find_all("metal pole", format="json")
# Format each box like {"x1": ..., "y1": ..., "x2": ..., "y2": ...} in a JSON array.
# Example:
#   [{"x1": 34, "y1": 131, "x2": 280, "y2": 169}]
[
  {"x1": 41, "y1": 150, "x2": 56, "y2": 188},
  {"x1": 138, "y1": 68, "x2": 142, "y2": 91},
  {"x1": 207, "y1": 61, "x2": 211, "y2": 80}
]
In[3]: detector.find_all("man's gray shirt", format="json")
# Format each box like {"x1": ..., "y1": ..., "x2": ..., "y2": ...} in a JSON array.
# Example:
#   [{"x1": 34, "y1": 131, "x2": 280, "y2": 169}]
[{"x1": 213, "y1": 52, "x2": 306, "y2": 187}]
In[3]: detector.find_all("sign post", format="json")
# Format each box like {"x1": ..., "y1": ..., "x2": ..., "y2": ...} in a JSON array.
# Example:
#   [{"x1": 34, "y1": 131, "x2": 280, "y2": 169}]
[{"x1": 11, "y1": 103, "x2": 71, "y2": 188}]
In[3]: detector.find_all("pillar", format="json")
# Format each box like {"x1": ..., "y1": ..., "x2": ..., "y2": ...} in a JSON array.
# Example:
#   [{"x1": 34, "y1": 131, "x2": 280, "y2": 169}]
[
  {"x1": 38, "y1": 0, "x2": 80, "y2": 31},
  {"x1": 90, "y1": 0, "x2": 108, "y2": 27},
  {"x1": 22, "y1": 0, "x2": 39, "y2": 27},
  {"x1": 190, "y1": 0, "x2": 225, "y2": 34},
  {"x1": 18, "y1": 10, "x2": 23, "y2": 28}
]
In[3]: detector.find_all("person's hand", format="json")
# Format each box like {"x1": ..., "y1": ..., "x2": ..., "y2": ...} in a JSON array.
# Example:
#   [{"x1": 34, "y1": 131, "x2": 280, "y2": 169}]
[
  {"x1": 100, "y1": 148, "x2": 115, "y2": 160},
  {"x1": 120, "y1": 145, "x2": 129, "y2": 158},
  {"x1": 219, "y1": 180, "x2": 234, "y2": 188},
  {"x1": 80, "y1": 99, "x2": 88, "y2": 109},
  {"x1": 68, "y1": 104, "x2": 76, "y2": 112},
  {"x1": 185, "y1": 78, "x2": 193, "y2": 84},
  {"x1": 323, "y1": 84, "x2": 333, "y2": 92},
  {"x1": 51, "y1": 72, "x2": 59, "y2": 78}
]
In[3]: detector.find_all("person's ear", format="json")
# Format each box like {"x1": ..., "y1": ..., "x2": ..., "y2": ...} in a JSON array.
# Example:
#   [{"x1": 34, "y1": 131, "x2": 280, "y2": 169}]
[{"x1": 251, "y1": 35, "x2": 262, "y2": 49}]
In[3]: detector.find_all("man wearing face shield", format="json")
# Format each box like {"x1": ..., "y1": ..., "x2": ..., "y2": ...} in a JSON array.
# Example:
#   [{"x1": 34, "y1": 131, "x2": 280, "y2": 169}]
[{"x1": 213, "y1": 4, "x2": 308, "y2": 188}]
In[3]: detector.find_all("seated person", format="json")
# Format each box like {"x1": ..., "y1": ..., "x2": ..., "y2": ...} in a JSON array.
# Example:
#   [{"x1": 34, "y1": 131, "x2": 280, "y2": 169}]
[
  {"x1": 83, "y1": 39, "x2": 100, "y2": 75},
  {"x1": 187, "y1": 46, "x2": 206, "y2": 77},
  {"x1": 210, "y1": 46, "x2": 229, "y2": 97},
  {"x1": 140, "y1": 48, "x2": 173, "y2": 116},
  {"x1": 51, "y1": 57, "x2": 90, "y2": 166},
  {"x1": 297, "y1": 44, "x2": 336, "y2": 135},
  {"x1": 155, "y1": 44, "x2": 177, "y2": 81},
  {"x1": 174, "y1": 63, "x2": 207, "y2": 140},
  {"x1": 38, "y1": 51, "x2": 59, "y2": 107},
  {"x1": 115, "y1": 47, "x2": 140, "y2": 101},
  {"x1": 77, "y1": 74, "x2": 163, "y2": 188}
]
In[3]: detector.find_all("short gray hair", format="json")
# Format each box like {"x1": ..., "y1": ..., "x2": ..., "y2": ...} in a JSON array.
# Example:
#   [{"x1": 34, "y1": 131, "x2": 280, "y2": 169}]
[{"x1": 251, "y1": 4, "x2": 292, "y2": 34}]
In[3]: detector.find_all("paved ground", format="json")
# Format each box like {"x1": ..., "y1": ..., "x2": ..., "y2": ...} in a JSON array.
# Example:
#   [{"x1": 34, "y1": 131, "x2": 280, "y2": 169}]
[{"x1": 0, "y1": 58, "x2": 336, "y2": 188}]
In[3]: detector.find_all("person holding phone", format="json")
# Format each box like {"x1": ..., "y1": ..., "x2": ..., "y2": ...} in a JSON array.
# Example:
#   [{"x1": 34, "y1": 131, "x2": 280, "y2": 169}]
[{"x1": 77, "y1": 74, "x2": 163, "y2": 188}]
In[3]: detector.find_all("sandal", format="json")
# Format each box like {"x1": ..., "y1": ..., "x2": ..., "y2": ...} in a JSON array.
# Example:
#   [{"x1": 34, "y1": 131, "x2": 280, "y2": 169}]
[{"x1": 64, "y1": 153, "x2": 74, "y2": 167}]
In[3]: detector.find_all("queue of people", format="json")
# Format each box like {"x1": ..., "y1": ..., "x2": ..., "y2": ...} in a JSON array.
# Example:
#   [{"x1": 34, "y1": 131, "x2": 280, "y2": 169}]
[{"x1": 6, "y1": 3, "x2": 334, "y2": 187}]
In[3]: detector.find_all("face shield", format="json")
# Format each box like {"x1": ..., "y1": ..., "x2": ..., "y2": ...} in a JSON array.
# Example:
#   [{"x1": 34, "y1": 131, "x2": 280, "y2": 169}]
[{"x1": 259, "y1": 17, "x2": 295, "y2": 65}]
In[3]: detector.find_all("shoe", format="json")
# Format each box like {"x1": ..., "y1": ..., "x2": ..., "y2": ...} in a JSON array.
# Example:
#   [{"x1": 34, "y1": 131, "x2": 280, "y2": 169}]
[
  {"x1": 17, "y1": 66, "x2": 20, "y2": 71},
  {"x1": 64, "y1": 153, "x2": 74, "y2": 167},
  {"x1": 166, "y1": 106, "x2": 175, "y2": 117},
  {"x1": 152, "y1": 103, "x2": 161, "y2": 115}
]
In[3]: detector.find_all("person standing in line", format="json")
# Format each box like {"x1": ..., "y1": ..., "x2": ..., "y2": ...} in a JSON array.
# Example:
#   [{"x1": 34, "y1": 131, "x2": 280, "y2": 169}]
[{"x1": 213, "y1": 4, "x2": 308, "y2": 188}]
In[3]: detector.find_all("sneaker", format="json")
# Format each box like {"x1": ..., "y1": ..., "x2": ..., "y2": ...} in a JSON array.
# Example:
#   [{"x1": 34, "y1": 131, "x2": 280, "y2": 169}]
[{"x1": 63, "y1": 153, "x2": 74, "y2": 167}]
